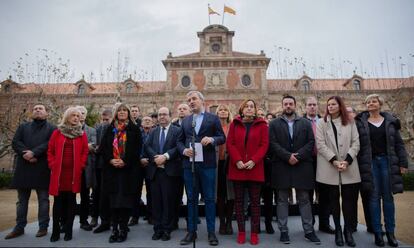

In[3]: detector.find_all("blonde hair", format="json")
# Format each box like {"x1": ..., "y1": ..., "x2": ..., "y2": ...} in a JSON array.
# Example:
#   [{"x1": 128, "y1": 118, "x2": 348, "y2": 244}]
[
  {"x1": 59, "y1": 107, "x2": 82, "y2": 126},
  {"x1": 364, "y1": 94, "x2": 384, "y2": 106},
  {"x1": 75, "y1": 105, "x2": 88, "y2": 116},
  {"x1": 215, "y1": 104, "x2": 233, "y2": 123}
]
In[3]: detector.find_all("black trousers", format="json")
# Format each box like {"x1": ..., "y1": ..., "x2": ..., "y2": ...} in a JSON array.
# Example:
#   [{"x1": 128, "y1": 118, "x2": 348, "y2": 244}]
[
  {"x1": 91, "y1": 168, "x2": 102, "y2": 219},
  {"x1": 317, "y1": 182, "x2": 332, "y2": 226},
  {"x1": 151, "y1": 168, "x2": 178, "y2": 233},
  {"x1": 131, "y1": 167, "x2": 152, "y2": 220},
  {"x1": 173, "y1": 175, "x2": 184, "y2": 226},
  {"x1": 80, "y1": 171, "x2": 90, "y2": 224},
  {"x1": 360, "y1": 189, "x2": 372, "y2": 230},
  {"x1": 99, "y1": 170, "x2": 111, "y2": 223},
  {"x1": 217, "y1": 160, "x2": 234, "y2": 223},
  {"x1": 319, "y1": 182, "x2": 360, "y2": 230},
  {"x1": 111, "y1": 208, "x2": 130, "y2": 231},
  {"x1": 262, "y1": 185, "x2": 277, "y2": 222},
  {"x1": 52, "y1": 192, "x2": 76, "y2": 235}
]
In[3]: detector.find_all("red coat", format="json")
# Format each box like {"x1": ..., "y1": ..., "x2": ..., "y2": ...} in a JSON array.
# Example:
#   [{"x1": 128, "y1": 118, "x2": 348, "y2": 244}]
[
  {"x1": 47, "y1": 129, "x2": 88, "y2": 196},
  {"x1": 227, "y1": 116, "x2": 269, "y2": 182}
]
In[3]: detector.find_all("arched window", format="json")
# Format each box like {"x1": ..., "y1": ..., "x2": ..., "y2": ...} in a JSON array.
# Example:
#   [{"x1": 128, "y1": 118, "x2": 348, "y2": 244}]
[
  {"x1": 302, "y1": 80, "x2": 310, "y2": 92},
  {"x1": 78, "y1": 84, "x2": 85, "y2": 95},
  {"x1": 353, "y1": 79, "x2": 361, "y2": 90},
  {"x1": 126, "y1": 83, "x2": 133, "y2": 93}
]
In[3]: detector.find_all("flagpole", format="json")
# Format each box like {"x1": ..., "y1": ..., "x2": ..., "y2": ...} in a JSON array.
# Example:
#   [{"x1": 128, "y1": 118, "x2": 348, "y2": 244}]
[
  {"x1": 208, "y1": 4, "x2": 211, "y2": 25},
  {"x1": 222, "y1": 5, "x2": 225, "y2": 25}
]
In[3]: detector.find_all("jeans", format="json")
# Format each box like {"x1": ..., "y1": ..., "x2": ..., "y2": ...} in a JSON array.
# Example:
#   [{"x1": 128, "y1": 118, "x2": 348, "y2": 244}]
[
  {"x1": 15, "y1": 189, "x2": 49, "y2": 231},
  {"x1": 183, "y1": 166, "x2": 216, "y2": 233},
  {"x1": 370, "y1": 156, "x2": 395, "y2": 233}
]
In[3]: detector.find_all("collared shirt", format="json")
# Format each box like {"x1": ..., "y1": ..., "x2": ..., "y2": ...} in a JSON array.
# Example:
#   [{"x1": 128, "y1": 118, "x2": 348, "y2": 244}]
[
  {"x1": 194, "y1": 110, "x2": 205, "y2": 134},
  {"x1": 159, "y1": 124, "x2": 171, "y2": 160}
]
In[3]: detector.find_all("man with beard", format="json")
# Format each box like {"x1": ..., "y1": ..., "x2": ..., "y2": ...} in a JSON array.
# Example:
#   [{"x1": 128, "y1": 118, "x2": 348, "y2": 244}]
[
  {"x1": 268, "y1": 95, "x2": 321, "y2": 245},
  {"x1": 6, "y1": 104, "x2": 55, "y2": 239}
]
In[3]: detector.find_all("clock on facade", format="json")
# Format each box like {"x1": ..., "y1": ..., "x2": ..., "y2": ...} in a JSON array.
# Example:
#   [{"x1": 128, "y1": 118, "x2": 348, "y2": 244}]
[{"x1": 211, "y1": 43, "x2": 221, "y2": 53}]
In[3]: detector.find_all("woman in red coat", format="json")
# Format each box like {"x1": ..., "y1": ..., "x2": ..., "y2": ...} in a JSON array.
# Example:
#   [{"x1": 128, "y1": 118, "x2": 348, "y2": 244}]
[
  {"x1": 227, "y1": 99, "x2": 269, "y2": 245},
  {"x1": 47, "y1": 107, "x2": 89, "y2": 242}
]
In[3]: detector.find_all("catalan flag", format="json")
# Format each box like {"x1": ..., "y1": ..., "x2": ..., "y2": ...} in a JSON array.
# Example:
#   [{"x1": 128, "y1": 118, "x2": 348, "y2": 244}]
[
  {"x1": 224, "y1": 5, "x2": 236, "y2": 15},
  {"x1": 208, "y1": 6, "x2": 220, "y2": 15}
]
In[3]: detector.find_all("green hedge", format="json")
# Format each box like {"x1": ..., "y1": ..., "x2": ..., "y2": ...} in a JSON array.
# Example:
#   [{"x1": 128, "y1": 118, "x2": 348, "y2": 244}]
[
  {"x1": 0, "y1": 172, "x2": 13, "y2": 188},
  {"x1": 403, "y1": 172, "x2": 414, "y2": 191}
]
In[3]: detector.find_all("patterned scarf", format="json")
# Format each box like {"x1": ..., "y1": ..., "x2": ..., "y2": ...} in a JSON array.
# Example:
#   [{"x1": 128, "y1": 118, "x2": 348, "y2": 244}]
[
  {"x1": 58, "y1": 123, "x2": 84, "y2": 139},
  {"x1": 112, "y1": 121, "x2": 127, "y2": 159}
]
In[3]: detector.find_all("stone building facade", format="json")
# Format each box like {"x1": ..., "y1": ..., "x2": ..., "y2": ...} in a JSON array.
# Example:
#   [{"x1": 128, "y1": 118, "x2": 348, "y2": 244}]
[{"x1": 0, "y1": 24, "x2": 413, "y2": 169}]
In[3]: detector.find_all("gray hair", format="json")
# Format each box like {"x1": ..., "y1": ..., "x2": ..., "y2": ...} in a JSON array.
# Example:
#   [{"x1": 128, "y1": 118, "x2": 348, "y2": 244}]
[
  {"x1": 364, "y1": 94, "x2": 384, "y2": 106},
  {"x1": 75, "y1": 105, "x2": 88, "y2": 116},
  {"x1": 60, "y1": 107, "x2": 81, "y2": 126},
  {"x1": 186, "y1": 91, "x2": 204, "y2": 102}
]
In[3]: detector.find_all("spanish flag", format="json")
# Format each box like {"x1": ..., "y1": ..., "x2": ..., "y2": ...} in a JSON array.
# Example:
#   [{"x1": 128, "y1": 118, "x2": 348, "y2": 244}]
[
  {"x1": 224, "y1": 5, "x2": 236, "y2": 15},
  {"x1": 208, "y1": 6, "x2": 220, "y2": 15}
]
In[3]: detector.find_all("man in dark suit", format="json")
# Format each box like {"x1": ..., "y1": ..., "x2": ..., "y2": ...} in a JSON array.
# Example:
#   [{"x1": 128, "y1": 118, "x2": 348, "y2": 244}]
[
  {"x1": 144, "y1": 107, "x2": 183, "y2": 241},
  {"x1": 177, "y1": 91, "x2": 225, "y2": 246}
]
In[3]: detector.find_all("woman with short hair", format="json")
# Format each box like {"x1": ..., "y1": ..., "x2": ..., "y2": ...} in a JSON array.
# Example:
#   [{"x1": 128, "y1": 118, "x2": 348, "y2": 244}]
[{"x1": 355, "y1": 94, "x2": 408, "y2": 247}]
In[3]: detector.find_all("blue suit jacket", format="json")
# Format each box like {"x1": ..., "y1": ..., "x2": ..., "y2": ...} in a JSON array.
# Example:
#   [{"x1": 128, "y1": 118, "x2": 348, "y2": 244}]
[
  {"x1": 177, "y1": 112, "x2": 225, "y2": 168},
  {"x1": 144, "y1": 124, "x2": 183, "y2": 179}
]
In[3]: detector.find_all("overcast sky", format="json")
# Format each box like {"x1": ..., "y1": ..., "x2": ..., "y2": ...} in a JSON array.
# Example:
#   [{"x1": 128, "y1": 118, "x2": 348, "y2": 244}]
[{"x1": 1, "y1": 0, "x2": 413, "y2": 83}]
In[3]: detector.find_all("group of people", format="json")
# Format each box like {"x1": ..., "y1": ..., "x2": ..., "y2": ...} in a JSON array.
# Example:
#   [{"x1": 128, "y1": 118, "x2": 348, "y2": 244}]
[{"x1": 5, "y1": 90, "x2": 409, "y2": 247}]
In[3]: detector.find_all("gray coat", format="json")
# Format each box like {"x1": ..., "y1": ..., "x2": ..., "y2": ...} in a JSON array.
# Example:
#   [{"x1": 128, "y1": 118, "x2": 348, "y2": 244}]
[
  {"x1": 268, "y1": 114, "x2": 315, "y2": 190},
  {"x1": 11, "y1": 120, "x2": 56, "y2": 189},
  {"x1": 83, "y1": 124, "x2": 97, "y2": 188}
]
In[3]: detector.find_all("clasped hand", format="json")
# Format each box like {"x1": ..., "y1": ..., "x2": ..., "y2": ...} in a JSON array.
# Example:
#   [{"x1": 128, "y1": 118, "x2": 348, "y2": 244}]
[
  {"x1": 236, "y1": 160, "x2": 255, "y2": 170},
  {"x1": 333, "y1": 160, "x2": 349, "y2": 172},
  {"x1": 110, "y1": 158, "x2": 125, "y2": 168}
]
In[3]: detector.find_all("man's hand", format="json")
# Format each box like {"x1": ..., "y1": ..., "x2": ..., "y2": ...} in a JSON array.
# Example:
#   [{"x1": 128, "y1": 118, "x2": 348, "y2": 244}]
[
  {"x1": 200, "y1": 137, "x2": 214, "y2": 146},
  {"x1": 88, "y1": 143, "x2": 95, "y2": 152},
  {"x1": 288, "y1": 153, "x2": 299, "y2": 165},
  {"x1": 140, "y1": 158, "x2": 149, "y2": 167},
  {"x1": 29, "y1": 158, "x2": 38, "y2": 163},
  {"x1": 183, "y1": 148, "x2": 194, "y2": 157},
  {"x1": 154, "y1": 155, "x2": 167, "y2": 167},
  {"x1": 236, "y1": 161, "x2": 245, "y2": 169},
  {"x1": 400, "y1": 167, "x2": 409, "y2": 174},
  {"x1": 22, "y1": 150, "x2": 34, "y2": 161}
]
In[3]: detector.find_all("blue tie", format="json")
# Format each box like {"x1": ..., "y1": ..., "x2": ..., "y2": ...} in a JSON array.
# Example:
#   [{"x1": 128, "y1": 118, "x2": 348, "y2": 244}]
[{"x1": 159, "y1": 127, "x2": 166, "y2": 153}]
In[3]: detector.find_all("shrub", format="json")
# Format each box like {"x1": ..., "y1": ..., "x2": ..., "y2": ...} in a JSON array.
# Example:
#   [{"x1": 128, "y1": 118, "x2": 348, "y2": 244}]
[
  {"x1": 403, "y1": 172, "x2": 414, "y2": 191},
  {"x1": 0, "y1": 172, "x2": 13, "y2": 188}
]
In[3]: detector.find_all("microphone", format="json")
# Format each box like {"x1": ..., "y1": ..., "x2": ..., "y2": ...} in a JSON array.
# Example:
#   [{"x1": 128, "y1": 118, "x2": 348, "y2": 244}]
[{"x1": 192, "y1": 114, "x2": 197, "y2": 128}]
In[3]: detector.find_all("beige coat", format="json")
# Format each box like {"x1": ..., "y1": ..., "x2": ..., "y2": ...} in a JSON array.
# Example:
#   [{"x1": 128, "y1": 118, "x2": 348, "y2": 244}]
[{"x1": 316, "y1": 117, "x2": 361, "y2": 185}]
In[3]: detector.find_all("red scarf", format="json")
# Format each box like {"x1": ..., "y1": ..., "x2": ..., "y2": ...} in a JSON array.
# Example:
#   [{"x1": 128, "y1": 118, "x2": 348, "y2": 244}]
[{"x1": 112, "y1": 121, "x2": 127, "y2": 159}]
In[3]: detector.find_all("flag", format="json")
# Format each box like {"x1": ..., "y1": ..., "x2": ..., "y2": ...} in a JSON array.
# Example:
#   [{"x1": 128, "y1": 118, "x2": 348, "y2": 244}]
[
  {"x1": 208, "y1": 6, "x2": 220, "y2": 15},
  {"x1": 224, "y1": 5, "x2": 236, "y2": 15}
]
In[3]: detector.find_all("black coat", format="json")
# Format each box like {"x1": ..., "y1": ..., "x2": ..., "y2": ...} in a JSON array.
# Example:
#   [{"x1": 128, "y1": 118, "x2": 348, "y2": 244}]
[
  {"x1": 101, "y1": 122, "x2": 142, "y2": 197},
  {"x1": 11, "y1": 120, "x2": 56, "y2": 189},
  {"x1": 268, "y1": 115, "x2": 315, "y2": 190},
  {"x1": 144, "y1": 125, "x2": 183, "y2": 180},
  {"x1": 355, "y1": 111, "x2": 408, "y2": 194}
]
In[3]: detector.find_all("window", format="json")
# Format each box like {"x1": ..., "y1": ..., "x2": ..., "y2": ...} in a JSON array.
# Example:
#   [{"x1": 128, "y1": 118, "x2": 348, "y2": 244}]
[
  {"x1": 353, "y1": 79, "x2": 361, "y2": 90},
  {"x1": 211, "y1": 43, "x2": 221, "y2": 53},
  {"x1": 78, "y1": 84, "x2": 85, "y2": 95},
  {"x1": 181, "y1": 76, "x2": 191, "y2": 88},
  {"x1": 209, "y1": 105, "x2": 218, "y2": 114},
  {"x1": 126, "y1": 83, "x2": 133, "y2": 93},
  {"x1": 4, "y1": 84, "x2": 10, "y2": 93},
  {"x1": 241, "y1": 74, "x2": 251, "y2": 87},
  {"x1": 302, "y1": 80, "x2": 310, "y2": 92}
]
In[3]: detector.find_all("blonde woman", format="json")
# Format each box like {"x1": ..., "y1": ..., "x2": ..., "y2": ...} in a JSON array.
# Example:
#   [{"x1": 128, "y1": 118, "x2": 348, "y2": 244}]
[{"x1": 47, "y1": 107, "x2": 89, "y2": 242}]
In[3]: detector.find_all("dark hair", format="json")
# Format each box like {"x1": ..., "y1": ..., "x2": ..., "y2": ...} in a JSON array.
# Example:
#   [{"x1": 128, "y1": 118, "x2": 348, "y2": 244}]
[
  {"x1": 324, "y1": 96, "x2": 349, "y2": 126},
  {"x1": 282, "y1": 95, "x2": 296, "y2": 105},
  {"x1": 238, "y1": 99, "x2": 257, "y2": 118},
  {"x1": 151, "y1": 112, "x2": 158, "y2": 118},
  {"x1": 266, "y1": 113, "x2": 275, "y2": 119},
  {"x1": 101, "y1": 109, "x2": 112, "y2": 116}
]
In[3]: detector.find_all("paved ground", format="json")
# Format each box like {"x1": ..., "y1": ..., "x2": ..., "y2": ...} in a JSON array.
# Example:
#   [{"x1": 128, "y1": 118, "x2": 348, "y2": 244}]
[{"x1": 0, "y1": 217, "x2": 412, "y2": 248}]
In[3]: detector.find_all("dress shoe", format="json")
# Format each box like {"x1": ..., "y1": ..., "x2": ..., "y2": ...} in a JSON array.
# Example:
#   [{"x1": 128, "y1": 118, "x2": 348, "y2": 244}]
[
  {"x1": 161, "y1": 232, "x2": 171, "y2": 241},
  {"x1": 180, "y1": 232, "x2": 197, "y2": 245},
  {"x1": 237, "y1": 232, "x2": 246, "y2": 244},
  {"x1": 344, "y1": 228, "x2": 356, "y2": 247},
  {"x1": 250, "y1": 232, "x2": 259, "y2": 245},
  {"x1": 117, "y1": 230, "x2": 128, "y2": 242},
  {"x1": 109, "y1": 230, "x2": 119, "y2": 243},
  {"x1": 5, "y1": 229, "x2": 24, "y2": 239},
  {"x1": 35, "y1": 229, "x2": 47, "y2": 238},
  {"x1": 152, "y1": 231, "x2": 163, "y2": 240},
  {"x1": 305, "y1": 231, "x2": 321, "y2": 245},
  {"x1": 128, "y1": 217, "x2": 138, "y2": 226},
  {"x1": 219, "y1": 219, "x2": 226, "y2": 235},
  {"x1": 90, "y1": 217, "x2": 98, "y2": 228},
  {"x1": 93, "y1": 223, "x2": 110, "y2": 233},
  {"x1": 265, "y1": 221, "x2": 275, "y2": 234},
  {"x1": 80, "y1": 222, "x2": 92, "y2": 231},
  {"x1": 280, "y1": 231, "x2": 290, "y2": 244},
  {"x1": 208, "y1": 232, "x2": 219, "y2": 246},
  {"x1": 50, "y1": 233, "x2": 60, "y2": 242},
  {"x1": 386, "y1": 232, "x2": 398, "y2": 247},
  {"x1": 335, "y1": 227, "x2": 344, "y2": 246},
  {"x1": 319, "y1": 224, "x2": 335, "y2": 234},
  {"x1": 374, "y1": 232, "x2": 385, "y2": 247},
  {"x1": 63, "y1": 232, "x2": 72, "y2": 241}
]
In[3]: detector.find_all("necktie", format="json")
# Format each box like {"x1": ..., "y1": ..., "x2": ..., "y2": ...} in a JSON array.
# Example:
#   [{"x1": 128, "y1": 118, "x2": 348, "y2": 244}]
[{"x1": 159, "y1": 127, "x2": 166, "y2": 153}]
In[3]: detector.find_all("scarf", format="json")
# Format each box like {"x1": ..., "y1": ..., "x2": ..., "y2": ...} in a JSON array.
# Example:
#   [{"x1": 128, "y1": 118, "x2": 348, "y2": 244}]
[
  {"x1": 58, "y1": 124, "x2": 83, "y2": 139},
  {"x1": 112, "y1": 121, "x2": 127, "y2": 159}
]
